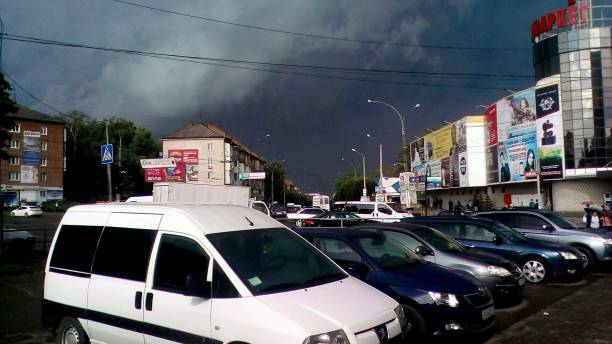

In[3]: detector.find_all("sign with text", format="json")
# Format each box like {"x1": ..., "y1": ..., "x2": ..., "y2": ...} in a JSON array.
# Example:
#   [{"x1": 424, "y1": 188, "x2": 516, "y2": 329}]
[
  {"x1": 140, "y1": 158, "x2": 176, "y2": 169},
  {"x1": 23, "y1": 131, "x2": 41, "y2": 166},
  {"x1": 536, "y1": 83, "x2": 565, "y2": 180},
  {"x1": 144, "y1": 168, "x2": 167, "y2": 182},
  {"x1": 239, "y1": 172, "x2": 266, "y2": 180}
]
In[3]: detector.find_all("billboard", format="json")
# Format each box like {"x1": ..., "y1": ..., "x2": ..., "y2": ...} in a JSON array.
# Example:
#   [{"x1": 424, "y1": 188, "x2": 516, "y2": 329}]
[
  {"x1": 486, "y1": 145, "x2": 499, "y2": 184},
  {"x1": 23, "y1": 131, "x2": 41, "y2": 166},
  {"x1": 424, "y1": 160, "x2": 442, "y2": 189},
  {"x1": 458, "y1": 152, "x2": 468, "y2": 187},
  {"x1": 424, "y1": 125, "x2": 452, "y2": 161},
  {"x1": 168, "y1": 149, "x2": 198, "y2": 181},
  {"x1": 485, "y1": 104, "x2": 498, "y2": 146},
  {"x1": 535, "y1": 83, "x2": 564, "y2": 180},
  {"x1": 498, "y1": 133, "x2": 538, "y2": 182},
  {"x1": 20, "y1": 165, "x2": 38, "y2": 183},
  {"x1": 410, "y1": 138, "x2": 425, "y2": 167},
  {"x1": 145, "y1": 168, "x2": 167, "y2": 182},
  {"x1": 166, "y1": 162, "x2": 186, "y2": 182}
]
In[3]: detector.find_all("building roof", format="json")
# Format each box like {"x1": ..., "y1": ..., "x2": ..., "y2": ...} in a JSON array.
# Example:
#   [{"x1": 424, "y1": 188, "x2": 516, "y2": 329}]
[
  {"x1": 7, "y1": 106, "x2": 65, "y2": 124},
  {"x1": 163, "y1": 122, "x2": 262, "y2": 160}
]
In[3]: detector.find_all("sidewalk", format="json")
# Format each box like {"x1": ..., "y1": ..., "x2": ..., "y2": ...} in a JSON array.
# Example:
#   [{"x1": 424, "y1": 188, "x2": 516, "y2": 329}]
[{"x1": 488, "y1": 274, "x2": 612, "y2": 344}]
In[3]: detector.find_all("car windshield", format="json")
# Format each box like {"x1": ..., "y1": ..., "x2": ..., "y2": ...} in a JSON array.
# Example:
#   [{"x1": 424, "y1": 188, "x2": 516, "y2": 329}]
[
  {"x1": 542, "y1": 212, "x2": 577, "y2": 229},
  {"x1": 207, "y1": 228, "x2": 346, "y2": 295},
  {"x1": 410, "y1": 227, "x2": 465, "y2": 253},
  {"x1": 353, "y1": 234, "x2": 423, "y2": 270},
  {"x1": 493, "y1": 222, "x2": 527, "y2": 242}
]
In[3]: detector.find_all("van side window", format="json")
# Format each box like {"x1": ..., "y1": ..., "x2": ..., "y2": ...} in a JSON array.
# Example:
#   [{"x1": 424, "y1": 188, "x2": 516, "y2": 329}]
[
  {"x1": 50, "y1": 225, "x2": 103, "y2": 273},
  {"x1": 377, "y1": 204, "x2": 393, "y2": 215},
  {"x1": 345, "y1": 205, "x2": 358, "y2": 213},
  {"x1": 357, "y1": 204, "x2": 375, "y2": 214},
  {"x1": 154, "y1": 234, "x2": 210, "y2": 294},
  {"x1": 92, "y1": 227, "x2": 156, "y2": 282},
  {"x1": 212, "y1": 262, "x2": 239, "y2": 298}
]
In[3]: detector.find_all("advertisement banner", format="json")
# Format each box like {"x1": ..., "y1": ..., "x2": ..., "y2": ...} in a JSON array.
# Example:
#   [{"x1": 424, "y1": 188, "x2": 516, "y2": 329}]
[
  {"x1": 486, "y1": 145, "x2": 499, "y2": 184},
  {"x1": 458, "y1": 152, "x2": 469, "y2": 187},
  {"x1": 535, "y1": 83, "x2": 564, "y2": 180},
  {"x1": 440, "y1": 158, "x2": 451, "y2": 188},
  {"x1": 23, "y1": 131, "x2": 41, "y2": 166},
  {"x1": 20, "y1": 165, "x2": 38, "y2": 183},
  {"x1": 498, "y1": 133, "x2": 538, "y2": 182},
  {"x1": 413, "y1": 164, "x2": 426, "y2": 191},
  {"x1": 410, "y1": 138, "x2": 425, "y2": 167},
  {"x1": 140, "y1": 158, "x2": 175, "y2": 168},
  {"x1": 485, "y1": 104, "x2": 498, "y2": 146},
  {"x1": 424, "y1": 160, "x2": 442, "y2": 189},
  {"x1": 168, "y1": 149, "x2": 199, "y2": 181},
  {"x1": 166, "y1": 162, "x2": 186, "y2": 182},
  {"x1": 145, "y1": 168, "x2": 167, "y2": 182},
  {"x1": 424, "y1": 125, "x2": 452, "y2": 161},
  {"x1": 505, "y1": 88, "x2": 537, "y2": 139},
  {"x1": 47, "y1": 190, "x2": 63, "y2": 200},
  {"x1": 239, "y1": 172, "x2": 266, "y2": 180}
]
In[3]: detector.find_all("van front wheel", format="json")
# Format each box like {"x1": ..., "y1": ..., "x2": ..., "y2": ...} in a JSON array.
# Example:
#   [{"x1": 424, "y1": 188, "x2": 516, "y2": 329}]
[{"x1": 57, "y1": 317, "x2": 89, "y2": 344}]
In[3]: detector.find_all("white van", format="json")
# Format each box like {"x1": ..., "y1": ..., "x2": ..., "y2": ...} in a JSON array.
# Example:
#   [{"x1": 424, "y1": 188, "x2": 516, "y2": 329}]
[
  {"x1": 42, "y1": 203, "x2": 403, "y2": 344},
  {"x1": 343, "y1": 201, "x2": 413, "y2": 222}
]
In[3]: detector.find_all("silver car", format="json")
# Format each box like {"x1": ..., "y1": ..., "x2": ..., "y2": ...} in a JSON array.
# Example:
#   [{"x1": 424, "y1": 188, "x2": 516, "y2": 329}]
[
  {"x1": 354, "y1": 223, "x2": 525, "y2": 301},
  {"x1": 477, "y1": 210, "x2": 612, "y2": 269}
]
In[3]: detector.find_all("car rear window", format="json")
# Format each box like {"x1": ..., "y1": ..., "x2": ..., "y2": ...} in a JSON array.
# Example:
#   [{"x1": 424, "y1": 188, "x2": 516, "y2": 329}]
[{"x1": 50, "y1": 225, "x2": 104, "y2": 273}]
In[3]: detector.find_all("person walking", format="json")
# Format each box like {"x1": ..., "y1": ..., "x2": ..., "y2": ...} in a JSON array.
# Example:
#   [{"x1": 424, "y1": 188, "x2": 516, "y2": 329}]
[
  {"x1": 601, "y1": 205, "x2": 612, "y2": 230},
  {"x1": 583, "y1": 210, "x2": 592, "y2": 228},
  {"x1": 529, "y1": 199, "x2": 535, "y2": 208},
  {"x1": 591, "y1": 212, "x2": 601, "y2": 229}
]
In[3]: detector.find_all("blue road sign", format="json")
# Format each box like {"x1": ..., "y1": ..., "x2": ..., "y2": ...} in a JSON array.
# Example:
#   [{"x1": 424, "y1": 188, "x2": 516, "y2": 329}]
[{"x1": 101, "y1": 144, "x2": 114, "y2": 164}]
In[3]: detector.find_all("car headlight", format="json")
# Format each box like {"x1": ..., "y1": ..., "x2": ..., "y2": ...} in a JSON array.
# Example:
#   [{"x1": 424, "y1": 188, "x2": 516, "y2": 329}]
[
  {"x1": 394, "y1": 305, "x2": 405, "y2": 320},
  {"x1": 428, "y1": 291, "x2": 460, "y2": 307},
  {"x1": 303, "y1": 330, "x2": 349, "y2": 344},
  {"x1": 596, "y1": 237, "x2": 612, "y2": 245},
  {"x1": 559, "y1": 251, "x2": 578, "y2": 259},
  {"x1": 476, "y1": 265, "x2": 512, "y2": 277}
]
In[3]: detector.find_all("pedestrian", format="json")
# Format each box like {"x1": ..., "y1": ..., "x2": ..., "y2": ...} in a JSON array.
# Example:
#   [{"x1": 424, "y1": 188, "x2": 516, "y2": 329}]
[
  {"x1": 591, "y1": 212, "x2": 601, "y2": 229},
  {"x1": 529, "y1": 199, "x2": 535, "y2": 208},
  {"x1": 534, "y1": 199, "x2": 539, "y2": 209},
  {"x1": 602, "y1": 205, "x2": 612, "y2": 230},
  {"x1": 583, "y1": 210, "x2": 592, "y2": 228},
  {"x1": 448, "y1": 200, "x2": 454, "y2": 211}
]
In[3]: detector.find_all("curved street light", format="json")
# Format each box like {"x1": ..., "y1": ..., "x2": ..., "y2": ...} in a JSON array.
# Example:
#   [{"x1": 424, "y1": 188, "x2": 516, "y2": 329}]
[
  {"x1": 351, "y1": 148, "x2": 367, "y2": 198},
  {"x1": 367, "y1": 134, "x2": 384, "y2": 196}
]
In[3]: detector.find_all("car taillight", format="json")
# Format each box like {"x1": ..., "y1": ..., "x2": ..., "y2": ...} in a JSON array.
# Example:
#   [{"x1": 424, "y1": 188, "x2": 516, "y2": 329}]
[{"x1": 304, "y1": 220, "x2": 314, "y2": 226}]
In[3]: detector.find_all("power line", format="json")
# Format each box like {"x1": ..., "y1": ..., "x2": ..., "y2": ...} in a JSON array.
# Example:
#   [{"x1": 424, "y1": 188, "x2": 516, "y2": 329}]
[
  {"x1": 3, "y1": 72, "x2": 65, "y2": 115},
  {"x1": 2, "y1": 33, "x2": 534, "y2": 79},
  {"x1": 107, "y1": 0, "x2": 529, "y2": 52}
]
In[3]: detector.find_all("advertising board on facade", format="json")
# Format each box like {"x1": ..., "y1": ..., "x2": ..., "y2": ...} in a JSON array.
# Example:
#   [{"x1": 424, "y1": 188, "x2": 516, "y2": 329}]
[
  {"x1": 535, "y1": 83, "x2": 565, "y2": 180},
  {"x1": 23, "y1": 131, "x2": 41, "y2": 166},
  {"x1": 145, "y1": 168, "x2": 168, "y2": 182},
  {"x1": 20, "y1": 165, "x2": 38, "y2": 183},
  {"x1": 424, "y1": 125, "x2": 452, "y2": 161},
  {"x1": 168, "y1": 149, "x2": 199, "y2": 181}
]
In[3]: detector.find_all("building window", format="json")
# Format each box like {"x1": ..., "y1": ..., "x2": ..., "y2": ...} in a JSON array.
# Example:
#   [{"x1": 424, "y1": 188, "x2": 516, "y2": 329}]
[
  {"x1": 9, "y1": 172, "x2": 19, "y2": 181},
  {"x1": 42, "y1": 142, "x2": 48, "y2": 150},
  {"x1": 8, "y1": 156, "x2": 19, "y2": 165},
  {"x1": 9, "y1": 124, "x2": 20, "y2": 133},
  {"x1": 40, "y1": 173, "x2": 47, "y2": 182},
  {"x1": 41, "y1": 158, "x2": 48, "y2": 166},
  {"x1": 208, "y1": 157, "x2": 213, "y2": 164},
  {"x1": 40, "y1": 190, "x2": 47, "y2": 197},
  {"x1": 207, "y1": 171, "x2": 213, "y2": 179},
  {"x1": 207, "y1": 143, "x2": 213, "y2": 152},
  {"x1": 10, "y1": 140, "x2": 19, "y2": 149},
  {"x1": 41, "y1": 127, "x2": 48, "y2": 136}
]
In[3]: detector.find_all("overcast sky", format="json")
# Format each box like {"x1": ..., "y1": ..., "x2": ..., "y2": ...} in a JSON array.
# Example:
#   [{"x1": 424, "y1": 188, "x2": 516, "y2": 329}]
[{"x1": 1, "y1": 0, "x2": 561, "y2": 193}]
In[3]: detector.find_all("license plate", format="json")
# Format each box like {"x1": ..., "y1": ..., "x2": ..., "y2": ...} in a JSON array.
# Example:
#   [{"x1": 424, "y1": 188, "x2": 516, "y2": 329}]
[
  {"x1": 518, "y1": 277, "x2": 526, "y2": 286},
  {"x1": 482, "y1": 306, "x2": 494, "y2": 320}
]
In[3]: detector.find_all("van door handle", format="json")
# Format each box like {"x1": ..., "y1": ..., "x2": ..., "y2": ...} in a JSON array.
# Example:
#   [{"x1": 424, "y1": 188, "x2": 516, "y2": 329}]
[
  {"x1": 145, "y1": 292, "x2": 153, "y2": 311},
  {"x1": 135, "y1": 291, "x2": 142, "y2": 310}
]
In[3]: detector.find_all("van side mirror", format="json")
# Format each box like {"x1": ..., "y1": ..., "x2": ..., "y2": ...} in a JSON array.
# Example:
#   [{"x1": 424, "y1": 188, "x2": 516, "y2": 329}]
[
  {"x1": 184, "y1": 274, "x2": 211, "y2": 298},
  {"x1": 415, "y1": 245, "x2": 434, "y2": 256},
  {"x1": 493, "y1": 236, "x2": 504, "y2": 245}
]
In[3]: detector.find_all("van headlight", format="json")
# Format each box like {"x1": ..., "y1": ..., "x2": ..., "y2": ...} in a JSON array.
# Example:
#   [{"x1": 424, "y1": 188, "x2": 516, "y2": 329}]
[
  {"x1": 303, "y1": 330, "x2": 349, "y2": 344},
  {"x1": 475, "y1": 265, "x2": 512, "y2": 277},
  {"x1": 559, "y1": 252, "x2": 578, "y2": 259},
  {"x1": 428, "y1": 291, "x2": 460, "y2": 307},
  {"x1": 596, "y1": 237, "x2": 612, "y2": 245}
]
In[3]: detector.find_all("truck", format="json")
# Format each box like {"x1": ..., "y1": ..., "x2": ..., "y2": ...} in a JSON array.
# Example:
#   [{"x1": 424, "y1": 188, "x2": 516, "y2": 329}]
[
  {"x1": 148, "y1": 183, "x2": 270, "y2": 215},
  {"x1": 307, "y1": 193, "x2": 330, "y2": 211}
]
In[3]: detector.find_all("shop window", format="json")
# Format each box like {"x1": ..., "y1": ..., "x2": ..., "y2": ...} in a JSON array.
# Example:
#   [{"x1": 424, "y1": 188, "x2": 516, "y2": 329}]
[{"x1": 40, "y1": 190, "x2": 47, "y2": 197}]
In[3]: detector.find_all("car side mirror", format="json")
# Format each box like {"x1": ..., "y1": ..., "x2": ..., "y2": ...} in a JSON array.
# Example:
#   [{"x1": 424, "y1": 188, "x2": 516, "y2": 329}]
[
  {"x1": 184, "y1": 274, "x2": 211, "y2": 298},
  {"x1": 415, "y1": 245, "x2": 434, "y2": 256},
  {"x1": 493, "y1": 236, "x2": 504, "y2": 245},
  {"x1": 542, "y1": 224, "x2": 553, "y2": 231},
  {"x1": 345, "y1": 262, "x2": 369, "y2": 276}
]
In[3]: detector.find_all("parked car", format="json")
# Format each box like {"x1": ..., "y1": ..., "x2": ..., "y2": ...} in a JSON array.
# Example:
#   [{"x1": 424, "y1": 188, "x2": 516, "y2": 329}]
[
  {"x1": 43, "y1": 204, "x2": 404, "y2": 344},
  {"x1": 352, "y1": 223, "x2": 525, "y2": 302},
  {"x1": 477, "y1": 210, "x2": 612, "y2": 270},
  {"x1": 402, "y1": 216, "x2": 587, "y2": 284},
  {"x1": 270, "y1": 204, "x2": 287, "y2": 218},
  {"x1": 2, "y1": 226, "x2": 36, "y2": 254},
  {"x1": 10, "y1": 205, "x2": 43, "y2": 217},
  {"x1": 295, "y1": 227, "x2": 495, "y2": 342},
  {"x1": 338, "y1": 201, "x2": 413, "y2": 222},
  {"x1": 299, "y1": 211, "x2": 376, "y2": 227},
  {"x1": 286, "y1": 207, "x2": 327, "y2": 222}
]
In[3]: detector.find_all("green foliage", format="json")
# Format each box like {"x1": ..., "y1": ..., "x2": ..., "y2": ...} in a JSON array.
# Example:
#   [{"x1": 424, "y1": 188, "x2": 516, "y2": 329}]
[
  {"x1": 333, "y1": 173, "x2": 376, "y2": 202},
  {"x1": 263, "y1": 160, "x2": 286, "y2": 204},
  {"x1": 284, "y1": 189, "x2": 311, "y2": 206},
  {"x1": 0, "y1": 72, "x2": 18, "y2": 159}
]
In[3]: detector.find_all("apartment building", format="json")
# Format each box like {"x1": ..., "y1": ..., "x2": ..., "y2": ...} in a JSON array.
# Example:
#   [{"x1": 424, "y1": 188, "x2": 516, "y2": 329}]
[{"x1": 1, "y1": 107, "x2": 65, "y2": 206}]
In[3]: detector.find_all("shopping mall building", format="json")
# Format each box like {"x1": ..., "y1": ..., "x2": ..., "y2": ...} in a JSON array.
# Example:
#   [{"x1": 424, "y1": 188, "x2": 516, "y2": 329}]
[{"x1": 409, "y1": 0, "x2": 612, "y2": 212}]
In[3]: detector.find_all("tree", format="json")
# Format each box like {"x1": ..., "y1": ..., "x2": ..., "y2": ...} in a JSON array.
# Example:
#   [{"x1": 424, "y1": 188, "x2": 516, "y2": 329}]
[
  {"x1": 263, "y1": 160, "x2": 286, "y2": 204},
  {"x1": 0, "y1": 72, "x2": 18, "y2": 160},
  {"x1": 333, "y1": 173, "x2": 376, "y2": 202}
]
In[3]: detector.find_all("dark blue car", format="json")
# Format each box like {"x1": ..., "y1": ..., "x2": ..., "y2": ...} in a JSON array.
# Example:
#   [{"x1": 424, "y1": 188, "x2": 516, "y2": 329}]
[
  {"x1": 402, "y1": 216, "x2": 587, "y2": 284},
  {"x1": 295, "y1": 228, "x2": 495, "y2": 343}
]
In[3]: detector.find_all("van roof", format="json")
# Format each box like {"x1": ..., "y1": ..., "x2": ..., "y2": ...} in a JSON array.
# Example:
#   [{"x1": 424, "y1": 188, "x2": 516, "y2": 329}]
[{"x1": 66, "y1": 203, "x2": 282, "y2": 234}]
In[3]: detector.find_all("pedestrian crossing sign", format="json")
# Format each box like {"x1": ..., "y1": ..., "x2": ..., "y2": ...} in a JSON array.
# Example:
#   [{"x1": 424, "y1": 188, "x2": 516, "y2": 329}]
[{"x1": 101, "y1": 144, "x2": 114, "y2": 164}]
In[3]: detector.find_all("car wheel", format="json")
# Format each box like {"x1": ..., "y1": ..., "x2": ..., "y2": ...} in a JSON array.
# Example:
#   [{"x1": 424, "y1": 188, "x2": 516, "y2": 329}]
[
  {"x1": 573, "y1": 246, "x2": 596, "y2": 272},
  {"x1": 521, "y1": 258, "x2": 547, "y2": 283},
  {"x1": 57, "y1": 317, "x2": 89, "y2": 344},
  {"x1": 25, "y1": 212, "x2": 29, "y2": 218},
  {"x1": 402, "y1": 305, "x2": 427, "y2": 343},
  {"x1": 295, "y1": 220, "x2": 302, "y2": 227}
]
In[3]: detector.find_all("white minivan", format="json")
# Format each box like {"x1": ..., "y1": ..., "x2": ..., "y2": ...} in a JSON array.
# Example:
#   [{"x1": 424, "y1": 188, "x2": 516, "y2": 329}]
[
  {"x1": 42, "y1": 203, "x2": 404, "y2": 344},
  {"x1": 343, "y1": 202, "x2": 413, "y2": 223}
]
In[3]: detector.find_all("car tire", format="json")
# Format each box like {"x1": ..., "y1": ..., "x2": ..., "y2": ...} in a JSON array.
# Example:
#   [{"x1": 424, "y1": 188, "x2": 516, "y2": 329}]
[
  {"x1": 25, "y1": 212, "x2": 29, "y2": 218},
  {"x1": 402, "y1": 304, "x2": 427, "y2": 343},
  {"x1": 573, "y1": 246, "x2": 596, "y2": 272},
  {"x1": 10, "y1": 212, "x2": 15, "y2": 217},
  {"x1": 57, "y1": 317, "x2": 89, "y2": 344},
  {"x1": 521, "y1": 257, "x2": 548, "y2": 284}
]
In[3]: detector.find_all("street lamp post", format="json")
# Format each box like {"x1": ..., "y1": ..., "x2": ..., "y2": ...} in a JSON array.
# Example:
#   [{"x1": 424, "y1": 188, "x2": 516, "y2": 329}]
[
  {"x1": 367, "y1": 134, "x2": 384, "y2": 199},
  {"x1": 341, "y1": 157, "x2": 357, "y2": 177},
  {"x1": 351, "y1": 148, "x2": 366, "y2": 199}
]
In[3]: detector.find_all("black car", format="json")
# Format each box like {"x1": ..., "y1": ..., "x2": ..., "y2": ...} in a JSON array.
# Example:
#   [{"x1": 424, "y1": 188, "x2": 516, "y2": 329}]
[
  {"x1": 299, "y1": 212, "x2": 376, "y2": 227},
  {"x1": 295, "y1": 227, "x2": 495, "y2": 342},
  {"x1": 270, "y1": 204, "x2": 287, "y2": 218},
  {"x1": 402, "y1": 216, "x2": 587, "y2": 284}
]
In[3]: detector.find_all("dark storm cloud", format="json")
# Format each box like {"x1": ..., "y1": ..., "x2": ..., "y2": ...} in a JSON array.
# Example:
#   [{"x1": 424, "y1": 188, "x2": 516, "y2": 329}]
[{"x1": 1, "y1": 0, "x2": 559, "y2": 193}]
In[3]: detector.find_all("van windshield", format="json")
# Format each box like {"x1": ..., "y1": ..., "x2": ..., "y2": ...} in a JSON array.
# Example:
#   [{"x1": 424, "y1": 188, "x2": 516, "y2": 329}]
[{"x1": 207, "y1": 228, "x2": 346, "y2": 295}]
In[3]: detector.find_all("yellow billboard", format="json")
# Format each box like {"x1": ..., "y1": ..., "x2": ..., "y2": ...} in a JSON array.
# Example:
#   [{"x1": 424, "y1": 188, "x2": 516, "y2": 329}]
[{"x1": 424, "y1": 124, "x2": 452, "y2": 160}]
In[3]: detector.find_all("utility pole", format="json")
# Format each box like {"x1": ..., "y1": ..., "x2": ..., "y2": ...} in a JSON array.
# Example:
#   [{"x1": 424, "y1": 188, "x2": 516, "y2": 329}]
[
  {"x1": 105, "y1": 122, "x2": 112, "y2": 202},
  {"x1": 271, "y1": 168, "x2": 274, "y2": 205}
]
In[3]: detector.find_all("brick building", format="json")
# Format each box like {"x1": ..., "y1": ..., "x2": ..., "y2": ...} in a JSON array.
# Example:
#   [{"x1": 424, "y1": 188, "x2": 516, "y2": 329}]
[{"x1": 1, "y1": 107, "x2": 65, "y2": 206}]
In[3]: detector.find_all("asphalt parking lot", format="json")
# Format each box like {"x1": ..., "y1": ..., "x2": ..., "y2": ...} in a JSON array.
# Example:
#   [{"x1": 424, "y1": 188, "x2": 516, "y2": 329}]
[{"x1": 1, "y1": 212, "x2": 611, "y2": 343}]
